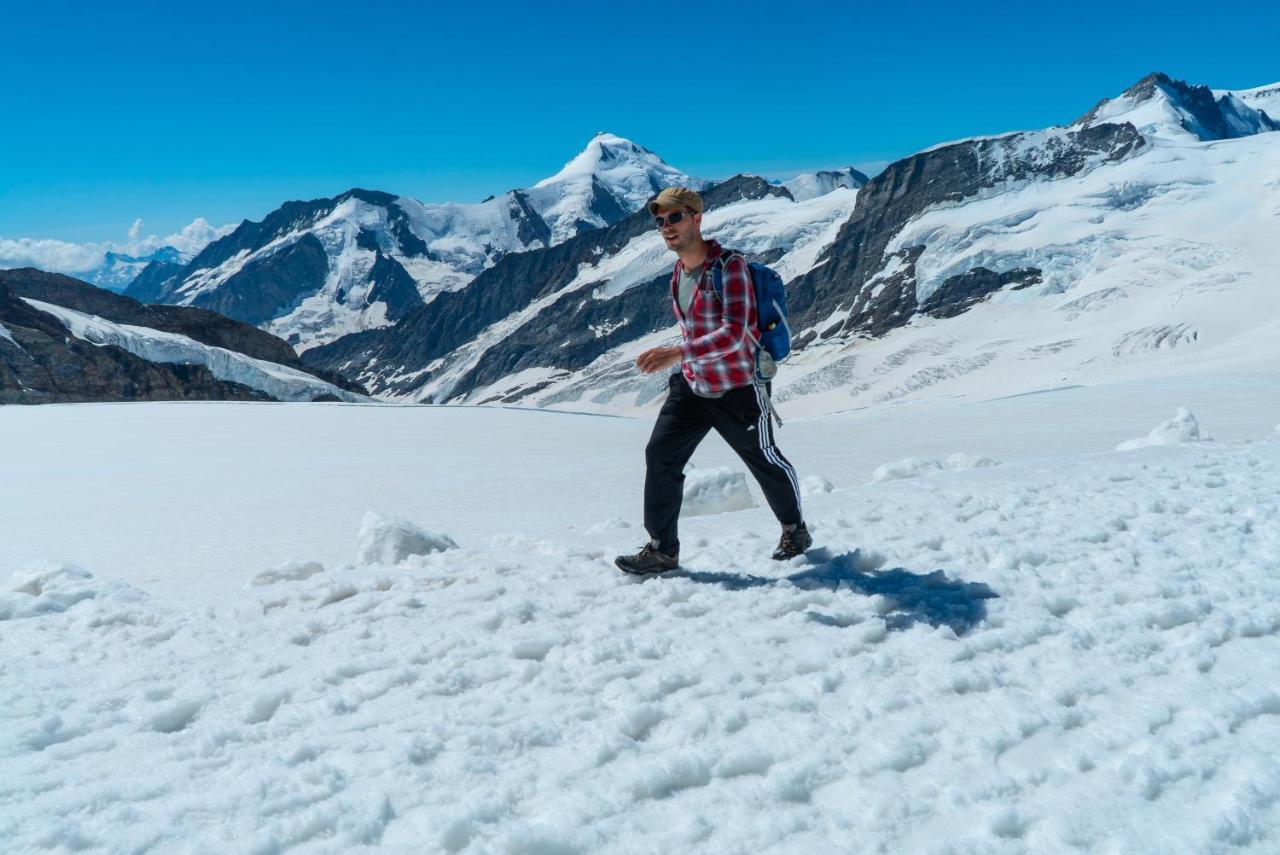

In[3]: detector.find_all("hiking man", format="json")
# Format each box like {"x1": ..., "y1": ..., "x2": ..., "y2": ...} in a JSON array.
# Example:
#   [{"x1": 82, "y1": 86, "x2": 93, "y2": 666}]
[{"x1": 614, "y1": 187, "x2": 811, "y2": 575}]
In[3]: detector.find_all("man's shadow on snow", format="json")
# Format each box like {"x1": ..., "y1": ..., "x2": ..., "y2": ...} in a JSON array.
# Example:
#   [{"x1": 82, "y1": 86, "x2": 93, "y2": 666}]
[{"x1": 671, "y1": 548, "x2": 998, "y2": 635}]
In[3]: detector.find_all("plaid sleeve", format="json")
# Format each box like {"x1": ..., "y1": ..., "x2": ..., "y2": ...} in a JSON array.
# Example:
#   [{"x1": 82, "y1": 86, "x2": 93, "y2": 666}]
[{"x1": 679, "y1": 255, "x2": 754, "y2": 364}]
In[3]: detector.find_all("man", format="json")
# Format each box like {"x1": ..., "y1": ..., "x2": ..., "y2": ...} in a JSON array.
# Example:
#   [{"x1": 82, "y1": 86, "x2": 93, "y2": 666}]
[{"x1": 614, "y1": 187, "x2": 812, "y2": 576}]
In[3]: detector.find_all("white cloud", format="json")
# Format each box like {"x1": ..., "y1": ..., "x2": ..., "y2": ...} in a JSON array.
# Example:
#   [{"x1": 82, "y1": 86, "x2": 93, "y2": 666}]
[{"x1": 0, "y1": 218, "x2": 237, "y2": 275}]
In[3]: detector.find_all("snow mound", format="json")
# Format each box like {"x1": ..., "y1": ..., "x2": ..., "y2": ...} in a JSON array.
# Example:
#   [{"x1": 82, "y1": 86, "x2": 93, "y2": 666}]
[
  {"x1": 801, "y1": 475, "x2": 835, "y2": 496},
  {"x1": 1117, "y1": 407, "x2": 1203, "y2": 451},
  {"x1": 682, "y1": 467, "x2": 756, "y2": 517},
  {"x1": 249, "y1": 559, "x2": 325, "y2": 586},
  {"x1": 0, "y1": 562, "x2": 142, "y2": 621},
  {"x1": 356, "y1": 512, "x2": 458, "y2": 565},
  {"x1": 872, "y1": 453, "x2": 1002, "y2": 482}
]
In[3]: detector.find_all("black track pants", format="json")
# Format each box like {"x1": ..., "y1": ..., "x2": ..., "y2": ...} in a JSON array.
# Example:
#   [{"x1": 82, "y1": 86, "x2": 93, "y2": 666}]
[{"x1": 643, "y1": 372, "x2": 803, "y2": 555}]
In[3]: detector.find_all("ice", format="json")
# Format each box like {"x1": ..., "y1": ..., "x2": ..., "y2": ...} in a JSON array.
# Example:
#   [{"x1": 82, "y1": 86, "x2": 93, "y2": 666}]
[
  {"x1": 0, "y1": 561, "x2": 141, "y2": 621},
  {"x1": 1116, "y1": 406, "x2": 1203, "y2": 451},
  {"x1": 250, "y1": 559, "x2": 326, "y2": 586},
  {"x1": 355, "y1": 511, "x2": 457, "y2": 565},
  {"x1": 872, "y1": 456, "x2": 944, "y2": 481},
  {"x1": 681, "y1": 466, "x2": 756, "y2": 516},
  {"x1": 800, "y1": 475, "x2": 835, "y2": 496}
]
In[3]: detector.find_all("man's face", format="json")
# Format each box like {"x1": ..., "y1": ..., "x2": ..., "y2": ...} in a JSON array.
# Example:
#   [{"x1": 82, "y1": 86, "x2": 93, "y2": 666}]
[{"x1": 655, "y1": 207, "x2": 700, "y2": 252}]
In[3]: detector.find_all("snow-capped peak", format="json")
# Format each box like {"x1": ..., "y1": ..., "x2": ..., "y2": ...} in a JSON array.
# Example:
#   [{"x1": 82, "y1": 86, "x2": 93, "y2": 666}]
[
  {"x1": 1076, "y1": 71, "x2": 1279, "y2": 141},
  {"x1": 527, "y1": 132, "x2": 709, "y2": 244},
  {"x1": 782, "y1": 166, "x2": 870, "y2": 202},
  {"x1": 534, "y1": 132, "x2": 678, "y2": 189}
]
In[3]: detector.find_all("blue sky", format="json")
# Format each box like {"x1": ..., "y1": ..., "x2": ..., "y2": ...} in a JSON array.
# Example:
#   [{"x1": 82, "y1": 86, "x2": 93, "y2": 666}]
[{"x1": 2, "y1": 0, "x2": 1277, "y2": 247}]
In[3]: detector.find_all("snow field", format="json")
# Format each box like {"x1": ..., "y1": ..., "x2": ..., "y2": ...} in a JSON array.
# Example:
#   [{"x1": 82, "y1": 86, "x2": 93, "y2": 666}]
[{"x1": 4, "y1": 424, "x2": 1280, "y2": 851}]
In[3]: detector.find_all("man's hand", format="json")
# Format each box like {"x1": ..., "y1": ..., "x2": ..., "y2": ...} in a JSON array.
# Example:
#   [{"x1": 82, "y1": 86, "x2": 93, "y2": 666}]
[{"x1": 636, "y1": 346, "x2": 682, "y2": 375}]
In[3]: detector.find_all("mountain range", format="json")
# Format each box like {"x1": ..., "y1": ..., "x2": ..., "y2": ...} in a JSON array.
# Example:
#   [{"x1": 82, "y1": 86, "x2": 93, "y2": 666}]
[{"x1": 5, "y1": 71, "x2": 1279, "y2": 411}]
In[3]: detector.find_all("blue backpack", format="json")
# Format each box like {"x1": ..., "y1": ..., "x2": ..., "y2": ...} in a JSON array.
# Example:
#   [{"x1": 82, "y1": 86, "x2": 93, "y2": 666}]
[{"x1": 709, "y1": 249, "x2": 792, "y2": 365}]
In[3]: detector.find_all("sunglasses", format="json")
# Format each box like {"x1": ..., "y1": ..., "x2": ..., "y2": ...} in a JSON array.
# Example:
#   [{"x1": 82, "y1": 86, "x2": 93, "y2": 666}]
[{"x1": 653, "y1": 210, "x2": 692, "y2": 228}]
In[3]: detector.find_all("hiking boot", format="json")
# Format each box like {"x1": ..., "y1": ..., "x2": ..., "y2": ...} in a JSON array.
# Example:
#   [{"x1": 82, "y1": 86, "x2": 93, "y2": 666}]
[
  {"x1": 771, "y1": 522, "x2": 813, "y2": 561},
  {"x1": 615, "y1": 542, "x2": 679, "y2": 576}
]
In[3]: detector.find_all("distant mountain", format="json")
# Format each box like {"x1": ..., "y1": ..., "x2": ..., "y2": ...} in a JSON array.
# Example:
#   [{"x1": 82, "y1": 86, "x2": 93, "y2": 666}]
[
  {"x1": 525, "y1": 133, "x2": 706, "y2": 243},
  {"x1": 1215, "y1": 81, "x2": 1280, "y2": 124},
  {"x1": 782, "y1": 167, "x2": 870, "y2": 202},
  {"x1": 0, "y1": 268, "x2": 365, "y2": 404},
  {"x1": 127, "y1": 134, "x2": 708, "y2": 352},
  {"x1": 80, "y1": 246, "x2": 185, "y2": 293},
  {"x1": 1076, "y1": 72, "x2": 1279, "y2": 140}
]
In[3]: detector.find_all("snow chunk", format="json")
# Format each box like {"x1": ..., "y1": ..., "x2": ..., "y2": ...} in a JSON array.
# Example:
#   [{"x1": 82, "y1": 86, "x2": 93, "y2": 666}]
[
  {"x1": 872, "y1": 454, "x2": 1001, "y2": 482},
  {"x1": 944, "y1": 453, "x2": 1002, "y2": 471},
  {"x1": 872, "y1": 457, "x2": 943, "y2": 482},
  {"x1": 250, "y1": 560, "x2": 325, "y2": 586},
  {"x1": 356, "y1": 512, "x2": 457, "y2": 565},
  {"x1": 1117, "y1": 407, "x2": 1203, "y2": 451},
  {"x1": 800, "y1": 475, "x2": 835, "y2": 496},
  {"x1": 0, "y1": 562, "x2": 141, "y2": 621},
  {"x1": 682, "y1": 467, "x2": 756, "y2": 517}
]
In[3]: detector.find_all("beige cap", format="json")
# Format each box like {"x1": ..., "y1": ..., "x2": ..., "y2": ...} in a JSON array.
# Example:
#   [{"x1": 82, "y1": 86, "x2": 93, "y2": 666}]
[{"x1": 647, "y1": 186, "x2": 704, "y2": 215}]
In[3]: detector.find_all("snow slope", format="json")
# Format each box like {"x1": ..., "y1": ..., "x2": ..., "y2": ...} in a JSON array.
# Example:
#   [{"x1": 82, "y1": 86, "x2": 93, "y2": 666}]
[
  {"x1": 1215, "y1": 82, "x2": 1280, "y2": 126},
  {"x1": 3, "y1": 377, "x2": 1280, "y2": 852},
  {"x1": 23, "y1": 299, "x2": 365, "y2": 403}
]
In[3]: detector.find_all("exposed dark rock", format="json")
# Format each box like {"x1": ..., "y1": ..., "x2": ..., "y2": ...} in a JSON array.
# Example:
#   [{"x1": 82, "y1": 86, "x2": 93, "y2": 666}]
[
  {"x1": 125, "y1": 258, "x2": 185, "y2": 303},
  {"x1": 920, "y1": 266, "x2": 1042, "y2": 319},
  {"x1": 508, "y1": 190, "x2": 552, "y2": 249},
  {"x1": 187, "y1": 234, "x2": 330, "y2": 327},
  {"x1": 367, "y1": 251, "x2": 426, "y2": 322}
]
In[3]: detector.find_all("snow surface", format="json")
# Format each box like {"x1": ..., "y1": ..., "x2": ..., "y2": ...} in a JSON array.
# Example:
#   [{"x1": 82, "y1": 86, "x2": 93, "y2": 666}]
[
  {"x1": 3, "y1": 373, "x2": 1280, "y2": 852},
  {"x1": 22, "y1": 298, "x2": 364, "y2": 403}
]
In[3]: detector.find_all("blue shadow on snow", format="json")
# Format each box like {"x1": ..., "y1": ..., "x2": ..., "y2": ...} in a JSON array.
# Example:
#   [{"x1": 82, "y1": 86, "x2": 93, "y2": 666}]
[{"x1": 670, "y1": 549, "x2": 998, "y2": 636}]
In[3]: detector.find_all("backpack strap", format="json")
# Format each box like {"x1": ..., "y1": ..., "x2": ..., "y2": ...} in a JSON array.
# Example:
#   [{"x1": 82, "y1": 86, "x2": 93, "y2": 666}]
[
  {"x1": 708, "y1": 248, "x2": 741, "y2": 299},
  {"x1": 708, "y1": 249, "x2": 760, "y2": 346}
]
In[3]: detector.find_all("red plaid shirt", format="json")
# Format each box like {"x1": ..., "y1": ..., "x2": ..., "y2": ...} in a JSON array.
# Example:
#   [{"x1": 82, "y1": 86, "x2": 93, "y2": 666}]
[{"x1": 671, "y1": 240, "x2": 759, "y2": 395}]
